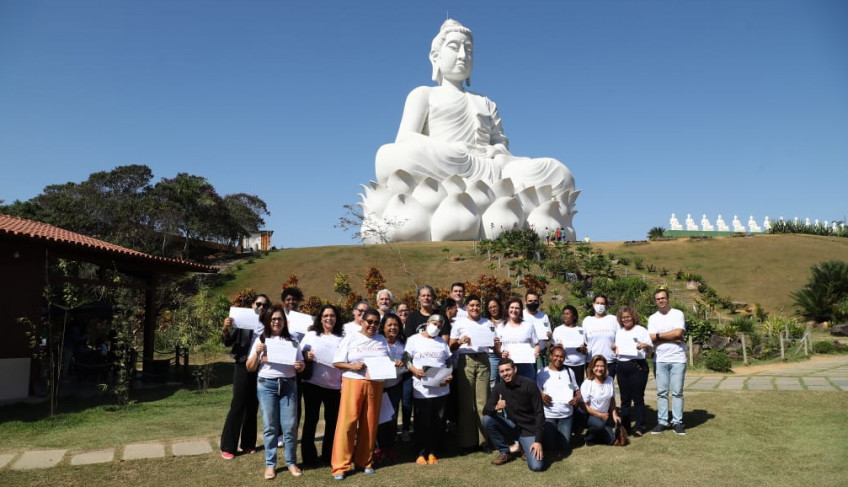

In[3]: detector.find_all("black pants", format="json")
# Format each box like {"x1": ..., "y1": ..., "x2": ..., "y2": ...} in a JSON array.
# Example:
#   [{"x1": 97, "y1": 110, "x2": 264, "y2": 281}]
[
  {"x1": 377, "y1": 382, "x2": 403, "y2": 450},
  {"x1": 617, "y1": 359, "x2": 649, "y2": 433},
  {"x1": 566, "y1": 364, "x2": 585, "y2": 387},
  {"x1": 300, "y1": 382, "x2": 341, "y2": 465},
  {"x1": 413, "y1": 395, "x2": 447, "y2": 457},
  {"x1": 220, "y1": 363, "x2": 259, "y2": 453}
]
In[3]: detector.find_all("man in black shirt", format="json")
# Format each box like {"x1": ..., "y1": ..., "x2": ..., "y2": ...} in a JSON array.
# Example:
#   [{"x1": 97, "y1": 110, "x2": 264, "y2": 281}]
[{"x1": 482, "y1": 358, "x2": 546, "y2": 471}]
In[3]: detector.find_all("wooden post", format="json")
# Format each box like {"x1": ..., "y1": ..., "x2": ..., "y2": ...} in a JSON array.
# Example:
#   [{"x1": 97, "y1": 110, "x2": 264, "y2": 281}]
[
  {"x1": 688, "y1": 336, "x2": 694, "y2": 367},
  {"x1": 779, "y1": 333, "x2": 785, "y2": 360},
  {"x1": 487, "y1": 249, "x2": 491, "y2": 261},
  {"x1": 740, "y1": 333, "x2": 748, "y2": 365}
]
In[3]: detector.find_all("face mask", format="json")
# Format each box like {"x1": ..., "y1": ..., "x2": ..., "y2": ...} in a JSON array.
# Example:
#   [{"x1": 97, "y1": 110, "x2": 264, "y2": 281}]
[
  {"x1": 426, "y1": 323, "x2": 441, "y2": 337},
  {"x1": 526, "y1": 303, "x2": 539, "y2": 313},
  {"x1": 593, "y1": 304, "x2": 606, "y2": 315}
]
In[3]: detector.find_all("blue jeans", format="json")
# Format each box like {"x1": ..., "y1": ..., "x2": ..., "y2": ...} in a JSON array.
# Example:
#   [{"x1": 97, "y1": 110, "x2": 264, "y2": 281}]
[
  {"x1": 585, "y1": 414, "x2": 614, "y2": 445},
  {"x1": 257, "y1": 377, "x2": 298, "y2": 468},
  {"x1": 655, "y1": 361, "x2": 686, "y2": 426},
  {"x1": 543, "y1": 416, "x2": 573, "y2": 452},
  {"x1": 482, "y1": 414, "x2": 545, "y2": 472}
]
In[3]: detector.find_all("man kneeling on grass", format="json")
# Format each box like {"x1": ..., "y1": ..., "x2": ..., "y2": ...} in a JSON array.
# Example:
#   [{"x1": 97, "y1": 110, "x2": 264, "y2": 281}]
[{"x1": 482, "y1": 358, "x2": 546, "y2": 471}]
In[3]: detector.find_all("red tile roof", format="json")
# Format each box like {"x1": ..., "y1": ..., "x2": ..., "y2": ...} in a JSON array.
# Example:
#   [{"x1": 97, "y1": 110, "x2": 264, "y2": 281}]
[{"x1": 0, "y1": 214, "x2": 217, "y2": 273}]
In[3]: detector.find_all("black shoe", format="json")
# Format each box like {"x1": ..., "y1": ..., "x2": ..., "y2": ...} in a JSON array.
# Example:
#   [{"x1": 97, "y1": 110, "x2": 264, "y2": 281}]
[
  {"x1": 672, "y1": 424, "x2": 686, "y2": 436},
  {"x1": 651, "y1": 424, "x2": 668, "y2": 435}
]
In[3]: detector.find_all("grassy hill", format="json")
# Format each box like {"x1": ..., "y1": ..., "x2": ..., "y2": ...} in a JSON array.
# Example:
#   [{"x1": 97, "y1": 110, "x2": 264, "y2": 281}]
[{"x1": 214, "y1": 234, "x2": 848, "y2": 316}]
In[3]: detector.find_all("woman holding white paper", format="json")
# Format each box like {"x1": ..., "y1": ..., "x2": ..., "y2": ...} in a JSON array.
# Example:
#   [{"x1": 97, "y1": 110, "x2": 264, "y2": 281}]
[
  {"x1": 405, "y1": 314, "x2": 453, "y2": 465},
  {"x1": 494, "y1": 298, "x2": 539, "y2": 380},
  {"x1": 300, "y1": 305, "x2": 344, "y2": 467},
  {"x1": 375, "y1": 313, "x2": 407, "y2": 464},
  {"x1": 331, "y1": 309, "x2": 400, "y2": 480},
  {"x1": 551, "y1": 305, "x2": 587, "y2": 386},
  {"x1": 613, "y1": 307, "x2": 652, "y2": 437},
  {"x1": 537, "y1": 345, "x2": 582, "y2": 452},
  {"x1": 246, "y1": 305, "x2": 305, "y2": 479}
]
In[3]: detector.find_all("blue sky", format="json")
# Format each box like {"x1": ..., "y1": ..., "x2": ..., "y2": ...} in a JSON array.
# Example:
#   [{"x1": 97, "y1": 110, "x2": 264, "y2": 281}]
[{"x1": 1, "y1": 0, "x2": 846, "y2": 248}]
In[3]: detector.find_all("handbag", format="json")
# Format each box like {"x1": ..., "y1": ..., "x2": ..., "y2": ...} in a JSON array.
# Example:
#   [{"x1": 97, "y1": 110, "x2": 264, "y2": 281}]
[{"x1": 613, "y1": 420, "x2": 630, "y2": 446}]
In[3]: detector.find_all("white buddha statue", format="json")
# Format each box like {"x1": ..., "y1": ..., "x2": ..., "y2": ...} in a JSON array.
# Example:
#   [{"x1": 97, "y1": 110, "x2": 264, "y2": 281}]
[
  {"x1": 669, "y1": 213, "x2": 682, "y2": 230},
  {"x1": 700, "y1": 214, "x2": 714, "y2": 231},
  {"x1": 359, "y1": 19, "x2": 578, "y2": 242},
  {"x1": 685, "y1": 213, "x2": 698, "y2": 231},
  {"x1": 716, "y1": 214, "x2": 729, "y2": 232}
]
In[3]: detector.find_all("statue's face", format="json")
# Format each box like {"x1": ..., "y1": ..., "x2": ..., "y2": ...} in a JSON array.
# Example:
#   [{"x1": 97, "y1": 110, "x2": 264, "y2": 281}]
[{"x1": 437, "y1": 31, "x2": 473, "y2": 82}]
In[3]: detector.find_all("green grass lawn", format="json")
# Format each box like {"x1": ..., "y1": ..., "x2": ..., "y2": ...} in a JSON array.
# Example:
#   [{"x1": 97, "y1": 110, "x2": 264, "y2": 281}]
[{"x1": 2, "y1": 383, "x2": 846, "y2": 487}]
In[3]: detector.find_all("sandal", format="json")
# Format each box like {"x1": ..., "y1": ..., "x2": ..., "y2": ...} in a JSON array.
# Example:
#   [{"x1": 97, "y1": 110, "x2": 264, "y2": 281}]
[{"x1": 264, "y1": 467, "x2": 276, "y2": 480}]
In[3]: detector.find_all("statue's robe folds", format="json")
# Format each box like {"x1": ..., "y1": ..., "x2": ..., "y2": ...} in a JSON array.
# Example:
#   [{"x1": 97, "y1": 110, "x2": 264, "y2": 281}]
[{"x1": 376, "y1": 88, "x2": 575, "y2": 197}]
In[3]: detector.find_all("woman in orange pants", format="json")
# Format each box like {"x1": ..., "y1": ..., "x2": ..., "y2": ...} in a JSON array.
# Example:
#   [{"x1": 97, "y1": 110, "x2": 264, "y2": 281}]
[{"x1": 330, "y1": 309, "x2": 401, "y2": 480}]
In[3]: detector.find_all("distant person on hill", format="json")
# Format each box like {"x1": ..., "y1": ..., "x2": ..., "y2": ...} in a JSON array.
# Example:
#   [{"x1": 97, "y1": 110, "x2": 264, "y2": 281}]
[{"x1": 648, "y1": 288, "x2": 687, "y2": 436}]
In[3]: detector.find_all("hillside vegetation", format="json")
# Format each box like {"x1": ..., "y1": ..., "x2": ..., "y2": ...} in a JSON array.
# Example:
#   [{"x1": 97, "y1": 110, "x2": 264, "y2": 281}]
[{"x1": 214, "y1": 234, "x2": 848, "y2": 316}]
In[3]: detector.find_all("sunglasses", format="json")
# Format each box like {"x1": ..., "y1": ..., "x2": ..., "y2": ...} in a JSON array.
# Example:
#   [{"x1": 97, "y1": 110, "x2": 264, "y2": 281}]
[
  {"x1": 364, "y1": 319, "x2": 379, "y2": 325},
  {"x1": 270, "y1": 317, "x2": 285, "y2": 322},
  {"x1": 255, "y1": 302, "x2": 268, "y2": 308}
]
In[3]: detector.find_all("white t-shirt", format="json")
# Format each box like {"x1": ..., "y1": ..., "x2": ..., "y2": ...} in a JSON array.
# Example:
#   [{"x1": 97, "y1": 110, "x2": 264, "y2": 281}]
[
  {"x1": 647, "y1": 308, "x2": 687, "y2": 363},
  {"x1": 300, "y1": 332, "x2": 343, "y2": 389},
  {"x1": 614, "y1": 325, "x2": 652, "y2": 362},
  {"x1": 332, "y1": 331, "x2": 391, "y2": 380},
  {"x1": 536, "y1": 366, "x2": 578, "y2": 419},
  {"x1": 342, "y1": 320, "x2": 361, "y2": 336},
  {"x1": 522, "y1": 310, "x2": 551, "y2": 345},
  {"x1": 582, "y1": 314, "x2": 619, "y2": 362},
  {"x1": 405, "y1": 334, "x2": 452, "y2": 399},
  {"x1": 250, "y1": 335, "x2": 303, "y2": 380},
  {"x1": 580, "y1": 376, "x2": 615, "y2": 413},
  {"x1": 551, "y1": 325, "x2": 587, "y2": 366},
  {"x1": 496, "y1": 322, "x2": 538, "y2": 352},
  {"x1": 455, "y1": 305, "x2": 468, "y2": 319},
  {"x1": 450, "y1": 316, "x2": 495, "y2": 354}
]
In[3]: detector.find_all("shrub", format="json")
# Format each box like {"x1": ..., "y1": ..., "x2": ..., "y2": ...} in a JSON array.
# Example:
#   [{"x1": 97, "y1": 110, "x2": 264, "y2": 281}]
[
  {"x1": 634, "y1": 257, "x2": 644, "y2": 270},
  {"x1": 812, "y1": 341, "x2": 837, "y2": 354},
  {"x1": 791, "y1": 260, "x2": 848, "y2": 323},
  {"x1": 730, "y1": 315, "x2": 755, "y2": 334},
  {"x1": 704, "y1": 350, "x2": 733, "y2": 372},
  {"x1": 686, "y1": 318, "x2": 716, "y2": 345},
  {"x1": 812, "y1": 340, "x2": 848, "y2": 354}
]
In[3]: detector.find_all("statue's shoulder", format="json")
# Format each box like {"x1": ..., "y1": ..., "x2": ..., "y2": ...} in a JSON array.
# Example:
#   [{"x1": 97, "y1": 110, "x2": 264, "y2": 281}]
[{"x1": 405, "y1": 85, "x2": 433, "y2": 103}]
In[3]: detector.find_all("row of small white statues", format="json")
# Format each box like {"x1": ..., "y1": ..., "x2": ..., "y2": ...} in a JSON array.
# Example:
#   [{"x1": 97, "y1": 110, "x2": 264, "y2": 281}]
[{"x1": 669, "y1": 214, "x2": 843, "y2": 233}]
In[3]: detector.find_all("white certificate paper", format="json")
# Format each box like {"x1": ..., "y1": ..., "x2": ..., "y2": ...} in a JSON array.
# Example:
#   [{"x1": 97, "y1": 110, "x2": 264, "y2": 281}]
[
  {"x1": 562, "y1": 329, "x2": 585, "y2": 348},
  {"x1": 378, "y1": 392, "x2": 395, "y2": 424},
  {"x1": 419, "y1": 366, "x2": 453, "y2": 387},
  {"x1": 230, "y1": 307, "x2": 263, "y2": 331},
  {"x1": 311, "y1": 339, "x2": 338, "y2": 367},
  {"x1": 465, "y1": 325, "x2": 495, "y2": 348},
  {"x1": 533, "y1": 323, "x2": 551, "y2": 342},
  {"x1": 265, "y1": 338, "x2": 297, "y2": 365},
  {"x1": 506, "y1": 342, "x2": 536, "y2": 364},
  {"x1": 364, "y1": 356, "x2": 398, "y2": 381},
  {"x1": 547, "y1": 383, "x2": 575, "y2": 403},
  {"x1": 616, "y1": 337, "x2": 639, "y2": 357},
  {"x1": 287, "y1": 311, "x2": 313, "y2": 336}
]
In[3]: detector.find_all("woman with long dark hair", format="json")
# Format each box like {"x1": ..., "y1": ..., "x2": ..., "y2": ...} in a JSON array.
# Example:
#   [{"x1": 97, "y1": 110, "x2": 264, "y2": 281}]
[
  {"x1": 299, "y1": 304, "x2": 344, "y2": 467},
  {"x1": 375, "y1": 313, "x2": 407, "y2": 463},
  {"x1": 246, "y1": 305, "x2": 305, "y2": 479}
]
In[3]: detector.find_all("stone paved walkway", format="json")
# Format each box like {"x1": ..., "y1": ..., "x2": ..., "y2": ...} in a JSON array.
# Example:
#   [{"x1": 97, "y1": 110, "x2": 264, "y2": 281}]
[{"x1": 2, "y1": 355, "x2": 845, "y2": 470}]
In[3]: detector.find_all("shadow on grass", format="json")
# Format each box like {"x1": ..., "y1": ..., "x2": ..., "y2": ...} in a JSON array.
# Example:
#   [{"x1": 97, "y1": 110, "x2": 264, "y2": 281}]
[{"x1": 0, "y1": 360, "x2": 235, "y2": 423}]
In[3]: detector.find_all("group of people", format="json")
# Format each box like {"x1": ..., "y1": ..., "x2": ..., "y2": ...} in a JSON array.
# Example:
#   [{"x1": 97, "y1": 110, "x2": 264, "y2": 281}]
[{"x1": 219, "y1": 284, "x2": 687, "y2": 480}]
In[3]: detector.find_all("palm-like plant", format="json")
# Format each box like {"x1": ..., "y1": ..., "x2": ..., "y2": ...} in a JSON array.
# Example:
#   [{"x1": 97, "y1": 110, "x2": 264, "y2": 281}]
[
  {"x1": 791, "y1": 261, "x2": 848, "y2": 322},
  {"x1": 647, "y1": 226, "x2": 666, "y2": 240}
]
